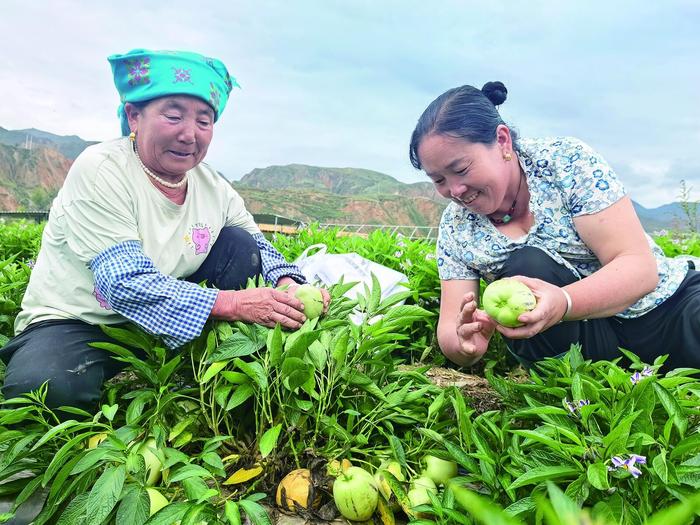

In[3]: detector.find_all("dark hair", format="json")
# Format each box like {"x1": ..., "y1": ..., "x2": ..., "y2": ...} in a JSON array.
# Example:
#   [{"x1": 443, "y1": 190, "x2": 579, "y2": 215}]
[{"x1": 409, "y1": 81, "x2": 518, "y2": 170}]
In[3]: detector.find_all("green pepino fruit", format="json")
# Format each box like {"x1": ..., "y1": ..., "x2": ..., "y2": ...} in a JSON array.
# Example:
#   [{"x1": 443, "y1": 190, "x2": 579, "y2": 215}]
[
  {"x1": 482, "y1": 278, "x2": 536, "y2": 328},
  {"x1": 295, "y1": 284, "x2": 324, "y2": 319}
]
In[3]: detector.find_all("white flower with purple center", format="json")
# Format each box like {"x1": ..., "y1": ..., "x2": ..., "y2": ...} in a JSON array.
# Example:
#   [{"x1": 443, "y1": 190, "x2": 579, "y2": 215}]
[
  {"x1": 564, "y1": 398, "x2": 590, "y2": 414},
  {"x1": 630, "y1": 366, "x2": 654, "y2": 385},
  {"x1": 607, "y1": 454, "x2": 646, "y2": 478}
]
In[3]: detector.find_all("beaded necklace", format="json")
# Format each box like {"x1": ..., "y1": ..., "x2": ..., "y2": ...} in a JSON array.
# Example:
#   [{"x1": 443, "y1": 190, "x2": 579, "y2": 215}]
[{"x1": 132, "y1": 143, "x2": 188, "y2": 189}]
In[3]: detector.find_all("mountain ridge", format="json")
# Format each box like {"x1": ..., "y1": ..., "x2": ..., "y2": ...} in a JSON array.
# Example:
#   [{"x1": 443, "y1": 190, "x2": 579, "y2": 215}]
[{"x1": 0, "y1": 126, "x2": 695, "y2": 232}]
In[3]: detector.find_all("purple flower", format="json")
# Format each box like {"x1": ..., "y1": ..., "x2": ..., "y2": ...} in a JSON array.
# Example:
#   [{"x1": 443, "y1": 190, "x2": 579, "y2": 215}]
[
  {"x1": 630, "y1": 366, "x2": 654, "y2": 385},
  {"x1": 607, "y1": 454, "x2": 646, "y2": 478},
  {"x1": 564, "y1": 398, "x2": 590, "y2": 414},
  {"x1": 629, "y1": 454, "x2": 647, "y2": 465}
]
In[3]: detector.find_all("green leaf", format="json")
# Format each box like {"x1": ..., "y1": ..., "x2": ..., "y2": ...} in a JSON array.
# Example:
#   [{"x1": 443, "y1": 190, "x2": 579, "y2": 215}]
[
  {"x1": 86, "y1": 464, "x2": 126, "y2": 525},
  {"x1": 508, "y1": 465, "x2": 579, "y2": 490},
  {"x1": 101, "y1": 403, "x2": 119, "y2": 421},
  {"x1": 116, "y1": 486, "x2": 149, "y2": 525},
  {"x1": 30, "y1": 419, "x2": 79, "y2": 451},
  {"x1": 307, "y1": 339, "x2": 327, "y2": 370},
  {"x1": 168, "y1": 464, "x2": 214, "y2": 483},
  {"x1": 201, "y1": 361, "x2": 228, "y2": 384},
  {"x1": 603, "y1": 410, "x2": 641, "y2": 455},
  {"x1": 586, "y1": 462, "x2": 610, "y2": 490},
  {"x1": 281, "y1": 357, "x2": 313, "y2": 391},
  {"x1": 267, "y1": 324, "x2": 283, "y2": 366},
  {"x1": 157, "y1": 354, "x2": 182, "y2": 384},
  {"x1": 388, "y1": 434, "x2": 407, "y2": 470},
  {"x1": 225, "y1": 501, "x2": 242, "y2": 525},
  {"x1": 238, "y1": 499, "x2": 272, "y2": 525},
  {"x1": 653, "y1": 383, "x2": 687, "y2": 435},
  {"x1": 55, "y1": 492, "x2": 89, "y2": 525},
  {"x1": 258, "y1": 424, "x2": 282, "y2": 459},
  {"x1": 653, "y1": 450, "x2": 669, "y2": 484},
  {"x1": 234, "y1": 358, "x2": 268, "y2": 389},
  {"x1": 450, "y1": 485, "x2": 521, "y2": 525},
  {"x1": 144, "y1": 502, "x2": 189, "y2": 525},
  {"x1": 284, "y1": 329, "x2": 322, "y2": 360},
  {"x1": 99, "y1": 324, "x2": 152, "y2": 351},
  {"x1": 210, "y1": 332, "x2": 262, "y2": 362},
  {"x1": 226, "y1": 383, "x2": 255, "y2": 410}
]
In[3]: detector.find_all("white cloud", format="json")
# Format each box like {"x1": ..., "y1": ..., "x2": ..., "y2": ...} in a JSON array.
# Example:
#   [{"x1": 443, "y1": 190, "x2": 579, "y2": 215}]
[{"x1": 1, "y1": 0, "x2": 698, "y2": 207}]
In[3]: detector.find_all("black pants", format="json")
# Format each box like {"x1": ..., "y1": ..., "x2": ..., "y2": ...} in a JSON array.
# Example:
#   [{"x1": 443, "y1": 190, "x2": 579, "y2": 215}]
[
  {"x1": 0, "y1": 226, "x2": 262, "y2": 411},
  {"x1": 498, "y1": 247, "x2": 700, "y2": 371}
]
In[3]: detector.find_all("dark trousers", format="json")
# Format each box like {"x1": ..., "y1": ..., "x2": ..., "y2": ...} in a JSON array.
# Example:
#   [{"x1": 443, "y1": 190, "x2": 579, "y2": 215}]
[
  {"x1": 0, "y1": 226, "x2": 262, "y2": 411},
  {"x1": 498, "y1": 247, "x2": 700, "y2": 371}
]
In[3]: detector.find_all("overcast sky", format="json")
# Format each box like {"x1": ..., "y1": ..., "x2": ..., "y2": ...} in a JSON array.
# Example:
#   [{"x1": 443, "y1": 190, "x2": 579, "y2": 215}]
[{"x1": 1, "y1": 0, "x2": 698, "y2": 208}]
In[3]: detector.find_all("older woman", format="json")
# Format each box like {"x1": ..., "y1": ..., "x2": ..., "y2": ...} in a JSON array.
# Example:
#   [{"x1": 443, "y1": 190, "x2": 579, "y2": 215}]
[
  {"x1": 0, "y1": 49, "x2": 327, "y2": 410},
  {"x1": 409, "y1": 81, "x2": 699, "y2": 370}
]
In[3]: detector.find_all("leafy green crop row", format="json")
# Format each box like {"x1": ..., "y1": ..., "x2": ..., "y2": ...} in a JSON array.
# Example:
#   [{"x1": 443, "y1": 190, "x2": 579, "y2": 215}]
[{"x1": 0, "y1": 221, "x2": 698, "y2": 524}]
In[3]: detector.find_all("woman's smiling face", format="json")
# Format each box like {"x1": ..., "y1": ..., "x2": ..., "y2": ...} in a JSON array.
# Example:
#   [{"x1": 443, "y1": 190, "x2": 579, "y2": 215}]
[
  {"x1": 127, "y1": 95, "x2": 215, "y2": 179},
  {"x1": 417, "y1": 126, "x2": 513, "y2": 215}
]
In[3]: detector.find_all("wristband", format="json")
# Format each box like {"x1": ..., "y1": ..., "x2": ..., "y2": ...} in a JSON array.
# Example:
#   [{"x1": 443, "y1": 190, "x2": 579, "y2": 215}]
[{"x1": 560, "y1": 288, "x2": 573, "y2": 322}]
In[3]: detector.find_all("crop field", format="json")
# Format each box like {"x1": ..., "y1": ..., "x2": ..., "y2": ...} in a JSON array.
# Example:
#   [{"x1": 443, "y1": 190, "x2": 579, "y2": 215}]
[{"x1": 0, "y1": 220, "x2": 699, "y2": 524}]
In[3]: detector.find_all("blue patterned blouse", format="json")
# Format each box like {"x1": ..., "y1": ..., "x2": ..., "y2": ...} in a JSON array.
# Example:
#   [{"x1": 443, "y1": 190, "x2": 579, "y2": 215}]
[{"x1": 436, "y1": 136, "x2": 689, "y2": 318}]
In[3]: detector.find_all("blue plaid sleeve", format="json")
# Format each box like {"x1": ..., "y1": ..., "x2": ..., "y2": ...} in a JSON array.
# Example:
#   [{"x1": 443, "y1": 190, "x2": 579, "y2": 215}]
[
  {"x1": 253, "y1": 233, "x2": 307, "y2": 285},
  {"x1": 89, "y1": 240, "x2": 219, "y2": 349}
]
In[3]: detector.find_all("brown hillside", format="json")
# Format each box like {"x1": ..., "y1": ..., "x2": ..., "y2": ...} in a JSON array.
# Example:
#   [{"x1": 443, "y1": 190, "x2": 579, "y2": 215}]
[{"x1": 0, "y1": 144, "x2": 71, "y2": 210}]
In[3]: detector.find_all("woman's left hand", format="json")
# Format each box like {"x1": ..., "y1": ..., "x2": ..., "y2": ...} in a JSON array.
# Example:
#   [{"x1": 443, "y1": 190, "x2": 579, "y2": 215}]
[
  {"x1": 493, "y1": 275, "x2": 569, "y2": 339},
  {"x1": 276, "y1": 277, "x2": 331, "y2": 313}
]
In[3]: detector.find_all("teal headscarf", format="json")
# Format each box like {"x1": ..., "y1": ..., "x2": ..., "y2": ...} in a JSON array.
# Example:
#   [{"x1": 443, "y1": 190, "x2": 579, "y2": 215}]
[{"x1": 108, "y1": 48, "x2": 239, "y2": 136}]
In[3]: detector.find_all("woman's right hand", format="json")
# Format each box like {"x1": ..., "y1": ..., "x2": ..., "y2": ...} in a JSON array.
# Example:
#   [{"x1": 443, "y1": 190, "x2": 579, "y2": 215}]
[
  {"x1": 212, "y1": 289, "x2": 307, "y2": 329},
  {"x1": 455, "y1": 291, "x2": 497, "y2": 361}
]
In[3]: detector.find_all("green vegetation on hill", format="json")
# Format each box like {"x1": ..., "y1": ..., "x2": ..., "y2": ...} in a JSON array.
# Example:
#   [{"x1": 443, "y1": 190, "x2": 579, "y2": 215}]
[
  {"x1": 0, "y1": 127, "x2": 96, "y2": 161},
  {"x1": 238, "y1": 163, "x2": 439, "y2": 200}
]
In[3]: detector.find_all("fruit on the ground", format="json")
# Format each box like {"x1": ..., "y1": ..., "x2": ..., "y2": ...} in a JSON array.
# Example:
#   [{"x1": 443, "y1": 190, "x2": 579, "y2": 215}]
[
  {"x1": 374, "y1": 460, "x2": 404, "y2": 500},
  {"x1": 408, "y1": 474, "x2": 438, "y2": 511},
  {"x1": 146, "y1": 488, "x2": 169, "y2": 516},
  {"x1": 87, "y1": 432, "x2": 108, "y2": 449},
  {"x1": 407, "y1": 487, "x2": 433, "y2": 509},
  {"x1": 138, "y1": 438, "x2": 166, "y2": 486},
  {"x1": 333, "y1": 466, "x2": 379, "y2": 521},
  {"x1": 421, "y1": 455, "x2": 458, "y2": 486},
  {"x1": 482, "y1": 278, "x2": 536, "y2": 327},
  {"x1": 276, "y1": 468, "x2": 320, "y2": 511},
  {"x1": 411, "y1": 475, "x2": 437, "y2": 493},
  {"x1": 295, "y1": 284, "x2": 324, "y2": 319}
]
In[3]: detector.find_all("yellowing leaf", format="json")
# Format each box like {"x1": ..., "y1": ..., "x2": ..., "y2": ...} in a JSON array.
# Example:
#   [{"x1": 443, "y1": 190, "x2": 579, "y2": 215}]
[{"x1": 223, "y1": 465, "x2": 263, "y2": 485}]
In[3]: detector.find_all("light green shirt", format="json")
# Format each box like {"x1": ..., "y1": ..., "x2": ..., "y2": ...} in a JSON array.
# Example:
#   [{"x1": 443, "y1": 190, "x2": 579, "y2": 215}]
[{"x1": 15, "y1": 137, "x2": 260, "y2": 334}]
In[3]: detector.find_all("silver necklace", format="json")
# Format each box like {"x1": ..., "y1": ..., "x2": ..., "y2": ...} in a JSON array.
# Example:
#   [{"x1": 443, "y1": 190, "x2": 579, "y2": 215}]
[{"x1": 133, "y1": 143, "x2": 188, "y2": 189}]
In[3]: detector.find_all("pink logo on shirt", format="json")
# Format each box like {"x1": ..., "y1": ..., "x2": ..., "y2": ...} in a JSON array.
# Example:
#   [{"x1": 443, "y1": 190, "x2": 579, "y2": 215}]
[{"x1": 191, "y1": 227, "x2": 211, "y2": 255}]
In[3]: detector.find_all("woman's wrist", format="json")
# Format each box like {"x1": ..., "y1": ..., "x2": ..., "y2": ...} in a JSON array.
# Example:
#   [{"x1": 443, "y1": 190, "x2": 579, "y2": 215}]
[
  {"x1": 211, "y1": 290, "x2": 239, "y2": 320},
  {"x1": 559, "y1": 287, "x2": 573, "y2": 322}
]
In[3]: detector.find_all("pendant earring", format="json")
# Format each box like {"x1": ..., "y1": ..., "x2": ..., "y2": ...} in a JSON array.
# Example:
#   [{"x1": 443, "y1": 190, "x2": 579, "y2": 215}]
[
  {"x1": 129, "y1": 131, "x2": 136, "y2": 142},
  {"x1": 503, "y1": 152, "x2": 512, "y2": 161}
]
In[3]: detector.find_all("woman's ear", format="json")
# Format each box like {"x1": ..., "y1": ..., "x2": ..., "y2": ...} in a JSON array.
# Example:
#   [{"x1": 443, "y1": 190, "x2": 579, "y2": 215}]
[
  {"x1": 124, "y1": 103, "x2": 141, "y2": 134},
  {"x1": 495, "y1": 124, "x2": 512, "y2": 150}
]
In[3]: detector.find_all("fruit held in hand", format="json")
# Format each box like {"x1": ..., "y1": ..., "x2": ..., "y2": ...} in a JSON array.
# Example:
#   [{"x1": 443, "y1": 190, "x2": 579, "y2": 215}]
[
  {"x1": 295, "y1": 284, "x2": 324, "y2": 319},
  {"x1": 482, "y1": 279, "x2": 536, "y2": 327},
  {"x1": 333, "y1": 466, "x2": 379, "y2": 521},
  {"x1": 421, "y1": 454, "x2": 458, "y2": 486},
  {"x1": 276, "y1": 468, "x2": 320, "y2": 512}
]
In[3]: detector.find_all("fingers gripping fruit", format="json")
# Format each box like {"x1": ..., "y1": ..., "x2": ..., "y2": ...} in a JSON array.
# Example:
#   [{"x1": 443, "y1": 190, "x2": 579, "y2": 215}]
[
  {"x1": 482, "y1": 278, "x2": 536, "y2": 327},
  {"x1": 294, "y1": 284, "x2": 324, "y2": 319}
]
